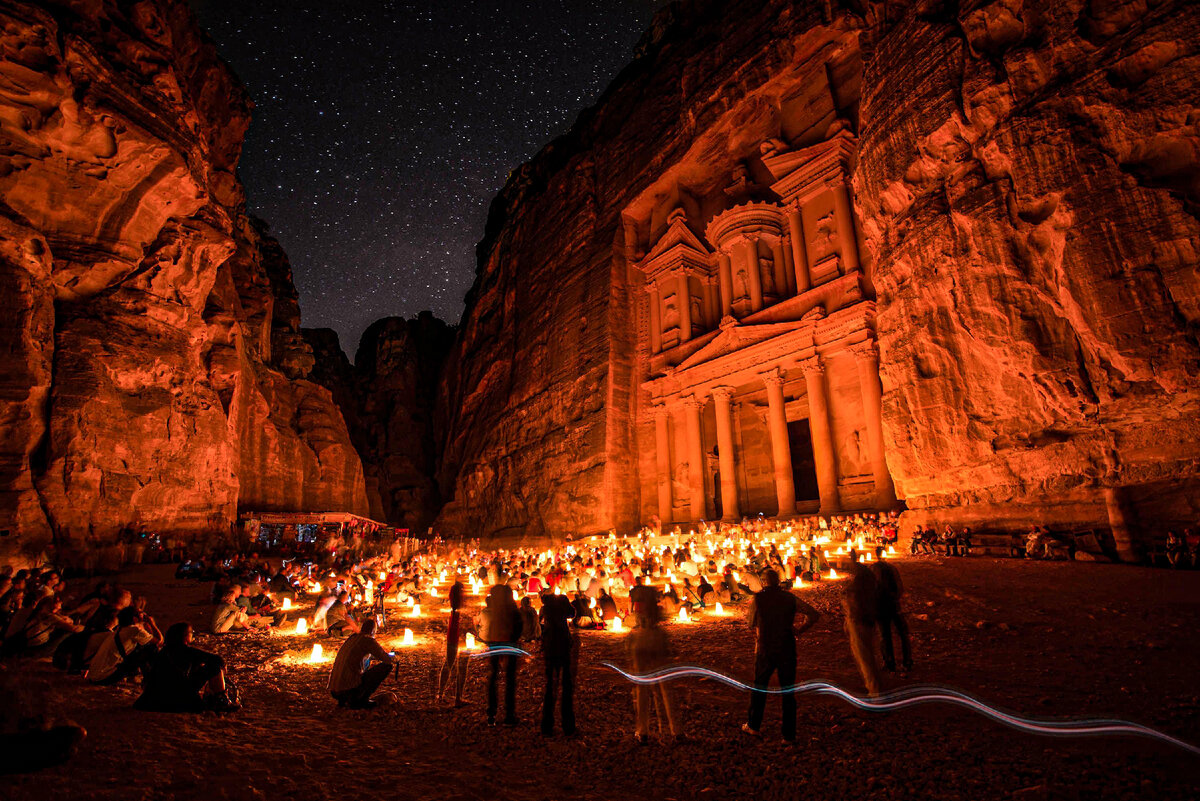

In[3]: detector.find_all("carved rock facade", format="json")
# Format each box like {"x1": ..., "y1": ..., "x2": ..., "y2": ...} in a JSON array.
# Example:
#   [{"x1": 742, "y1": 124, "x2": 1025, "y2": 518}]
[
  {"x1": 435, "y1": 0, "x2": 1200, "y2": 549},
  {"x1": 0, "y1": 0, "x2": 367, "y2": 561}
]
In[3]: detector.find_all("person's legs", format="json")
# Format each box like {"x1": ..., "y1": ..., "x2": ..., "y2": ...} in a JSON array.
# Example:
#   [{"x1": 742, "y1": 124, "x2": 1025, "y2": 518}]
[
  {"x1": 503, "y1": 653, "x2": 518, "y2": 723},
  {"x1": 778, "y1": 653, "x2": 797, "y2": 742},
  {"x1": 635, "y1": 685, "x2": 650, "y2": 739},
  {"x1": 541, "y1": 660, "x2": 558, "y2": 735},
  {"x1": 486, "y1": 655, "x2": 500, "y2": 722},
  {"x1": 878, "y1": 615, "x2": 897, "y2": 671},
  {"x1": 561, "y1": 658, "x2": 575, "y2": 735},
  {"x1": 353, "y1": 661, "x2": 392, "y2": 705},
  {"x1": 656, "y1": 683, "x2": 678, "y2": 736},
  {"x1": 846, "y1": 618, "x2": 881, "y2": 696},
  {"x1": 747, "y1": 650, "x2": 772, "y2": 731},
  {"x1": 893, "y1": 614, "x2": 913, "y2": 670}
]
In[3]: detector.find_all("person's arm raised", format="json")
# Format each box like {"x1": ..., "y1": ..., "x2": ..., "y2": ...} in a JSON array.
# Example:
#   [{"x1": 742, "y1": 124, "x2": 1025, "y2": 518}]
[{"x1": 795, "y1": 598, "x2": 820, "y2": 635}]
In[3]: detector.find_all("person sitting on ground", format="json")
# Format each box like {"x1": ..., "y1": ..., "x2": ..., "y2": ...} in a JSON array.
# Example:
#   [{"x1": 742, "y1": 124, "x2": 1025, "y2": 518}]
[
  {"x1": 570, "y1": 593, "x2": 598, "y2": 629},
  {"x1": 1166, "y1": 530, "x2": 1188, "y2": 568},
  {"x1": 83, "y1": 588, "x2": 131, "y2": 631},
  {"x1": 8, "y1": 596, "x2": 83, "y2": 655},
  {"x1": 518, "y1": 596, "x2": 541, "y2": 642},
  {"x1": 135, "y1": 623, "x2": 237, "y2": 713},
  {"x1": 247, "y1": 584, "x2": 286, "y2": 627},
  {"x1": 86, "y1": 607, "x2": 162, "y2": 685},
  {"x1": 957, "y1": 526, "x2": 973, "y2": 557},
  {"x1": 61, "y1": 608, "x2": 119, "y2": 674},
  {"x1": 210, "y1": 587, "x2": 251, "y2": 634},
  {"x1": 328, "y1": 617, "x2": 394, "y2": 710},
  {"x1": 325, "y1": 590, "x2": 359, "y2": 636}
]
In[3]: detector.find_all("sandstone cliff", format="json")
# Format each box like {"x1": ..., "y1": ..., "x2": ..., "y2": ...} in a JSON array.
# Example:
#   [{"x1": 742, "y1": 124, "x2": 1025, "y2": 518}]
[
  {"x1": 0, "y1": 0, "x2": 367, "y2": 562},
  {"x1": 435, "y1": 0, "x2": 1199, "y2": 544},
  {"x1": 305, "y1": 312, "x2": 454, "y2": 532},
  {"x1": 856, "y1": 0, "x2": 1200, "y2": 538}
]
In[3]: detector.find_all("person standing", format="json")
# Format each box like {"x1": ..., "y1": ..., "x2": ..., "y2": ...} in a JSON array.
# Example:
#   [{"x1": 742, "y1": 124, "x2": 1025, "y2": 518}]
[
  {"x1": 479, "y1": 584, "x2": 523, "y2": 726},
  {"x1": 327, "y1": 617, "x2": 394, "y2": 709},
  {"x1": 627, "y1": 578, "x2": 679, "y2": 743},
  {"x1": 871, "y1": 551, "x2": 912, "y2": 674},
  {"x1": 742, "y1": 569, "x2": 819, "y2": 742},
  {"x1": 436, "y1": 581, "x2": 465, "y2": 702},
  {"x1": 843, "y1": 555, "x2": 881, "y2": 696},
  {"x1": 539, "y1": 590, "x2": 577, "y2": 736}
]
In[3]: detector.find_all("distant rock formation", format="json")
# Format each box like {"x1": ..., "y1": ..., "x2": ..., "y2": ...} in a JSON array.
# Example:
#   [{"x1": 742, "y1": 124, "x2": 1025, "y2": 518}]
[
  {"x1": 0, "y1": 0, "x2": 367, "y2": 563},
  {"x1": 305, "y1": 312, "x2": 455, "y2": 533}
]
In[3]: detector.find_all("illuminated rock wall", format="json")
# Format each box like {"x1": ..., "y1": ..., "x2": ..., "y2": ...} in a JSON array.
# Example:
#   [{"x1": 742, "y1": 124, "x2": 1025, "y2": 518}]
[
  {"x1": 439, "y1": 0, "x2": 1199, "y2": 547},
  {"x1": 857, "y1": 0, "x2": 1200, "y2": 543},
  {"x1": 0, "y1": 0, "x2": 367, "y2": 561}
]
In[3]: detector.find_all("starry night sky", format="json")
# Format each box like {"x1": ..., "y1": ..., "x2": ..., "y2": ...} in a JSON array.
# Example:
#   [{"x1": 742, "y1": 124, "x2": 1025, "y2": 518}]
[{"x1": 188, "y1": 0, "x2": 663, "y2": 356}]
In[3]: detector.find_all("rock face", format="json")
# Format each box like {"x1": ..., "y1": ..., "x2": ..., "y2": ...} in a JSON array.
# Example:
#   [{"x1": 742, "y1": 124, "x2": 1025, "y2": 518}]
[
  {"x1": 856, "y1": 0, "x2": 1200, "y2": 541},
  {"x1": 434, "y1": 0, "x2": 1200, "y2": 546},
  {"x1": 305, "y1": 312, "x2": 454, "y2": 532},
  {"x1": 0, "y1": 0, "x2": 367, "y2": 562}
]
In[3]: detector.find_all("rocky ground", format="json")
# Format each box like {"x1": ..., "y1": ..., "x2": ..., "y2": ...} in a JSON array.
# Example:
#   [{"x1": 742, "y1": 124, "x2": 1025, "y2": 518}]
[{"x1": 4, "y1": 557, "x2": 1198, "y2": 801}]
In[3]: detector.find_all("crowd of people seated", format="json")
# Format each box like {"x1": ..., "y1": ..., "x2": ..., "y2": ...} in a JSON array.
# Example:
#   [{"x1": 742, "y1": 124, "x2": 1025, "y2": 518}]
[{"x1": 0, "y1": 568, "x2": 237, "y2": 716}]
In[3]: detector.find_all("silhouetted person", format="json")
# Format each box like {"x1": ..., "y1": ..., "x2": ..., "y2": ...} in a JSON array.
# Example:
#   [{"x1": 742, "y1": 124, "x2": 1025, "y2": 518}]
[
  {"x1": 627, "y1": 578, "x2": 678, "y2": 743},
  {"x1": 742, "y1": 569, "x2": 819, "y2": 742},
  {"x1": 871, "y1": 553, "x2": 912, "y2": 673},
  {"x1": 539, "y1": 591, "x2": 577, "y2": 736},
  {"x1": 328, "y1": 617, "x2": 393, "y2": 709},
  {"x1": 436, "y1": 582, "x2": 465, "y2": 701},
  {"x1": 843, "y1": 556, "x2": 881, "y2": 696},
  {"x1": 135, "y1": 623, "x2": 237, "y2": 712},
  {"x1": 479, "y1": 584, "x2": 523, "y2": 726}
]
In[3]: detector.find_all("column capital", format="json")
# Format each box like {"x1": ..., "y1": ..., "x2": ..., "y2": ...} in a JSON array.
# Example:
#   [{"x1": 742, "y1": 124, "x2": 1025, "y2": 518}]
[
  {"x1": 683, "y1": 394, "x2": 705, "y2": 412},
  {"x1": 651, "y1": 402, "x2": 670, "y2": 420},
  {"x1": 741, "y1": 232, "x2": 761, "y2": 246},
  {"x1": 785, "y1": 199, "x2": 803, "y2": 215},
  {"x1": 848, "y1": 340, "x2": 879, "y2": 362},
  {"x1": 711, "y1": 386, "x2": 734, "y2": 404},
  {"x1": 760, "y1": 367, "x2": 786, "y2": 388},
  {"x1": 644, "y1": 279, "x2": 659, "y2": 294},
  {"x1": 800, "y1": 356, "x2": 825, "y2": 376}
]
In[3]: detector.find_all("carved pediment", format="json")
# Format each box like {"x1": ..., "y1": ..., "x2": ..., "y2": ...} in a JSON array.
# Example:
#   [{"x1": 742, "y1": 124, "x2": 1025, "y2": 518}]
[
  {"x1": 639, "y1": 209, "x2": 711, "y2": 279},
  {"x1": 674, "y1": 317, "x2": 805, "y2": 372},
  {"x1": 763, "y1": 129, "x2": 857, "y2": 203}
]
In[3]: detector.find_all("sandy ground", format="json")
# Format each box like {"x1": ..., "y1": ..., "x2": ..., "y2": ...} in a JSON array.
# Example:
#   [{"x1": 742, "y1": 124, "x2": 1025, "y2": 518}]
[{"x1": 3, "y1": 557, "x2": 1198, "y2": 801}]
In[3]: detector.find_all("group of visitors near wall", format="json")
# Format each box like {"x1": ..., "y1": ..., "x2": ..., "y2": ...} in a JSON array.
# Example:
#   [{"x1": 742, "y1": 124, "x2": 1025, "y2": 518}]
[{"x1": 7, "y1": 505, "x2": 1194, "y2": 770}]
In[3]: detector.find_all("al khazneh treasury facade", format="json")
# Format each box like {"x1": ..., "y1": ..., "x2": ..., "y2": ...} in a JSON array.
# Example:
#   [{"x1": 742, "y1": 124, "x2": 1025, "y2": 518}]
[{"x1": 626, "y1": 126, "x2": 895, "y2": 525}]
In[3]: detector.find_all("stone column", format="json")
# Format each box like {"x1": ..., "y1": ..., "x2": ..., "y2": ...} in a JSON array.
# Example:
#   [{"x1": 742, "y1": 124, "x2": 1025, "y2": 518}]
[
  {"x1": 770, "y1": 238, "x2": 790, "y2": 299},
  {"x1": 652, "y1": 403, "x2": 672, "y2": 521},
  {"x1": 711, "y1": 387, "x2": 739, "y2": 521},
  {"x1": 717, "y1": 251, "x2": 733, "y2": 316},
  {"x1": 683, "y1": 395, "x2": 707, "y2": 522},
  {"x1": 802, "y1": 357, "x2": 839, "y2": 515},
  {"x1": 742, "y1": 235, "x2": 763, "y2": 312},
  {"x1": 677, "y1": 273, "x2": 692, "y2": 343},
  {"x1": 1104, "y1": 486, "x2": 1139, "y2": 562},
  {"x1": 702, "y1": 275, "x2": 717, "y2": 328},
  {"x1": 786, "y1": 202, "x2": 811, "y2": 293},
  {"x1": 647, "y1": 282, "x2": 662, "y2": 354},
  {"x1": 762, "y1": 368, "x2": 796, "y2": 517},
  {"x1": 830, "y1": 181, "x2": 860, "y2": 274},
  {"x1": 851, "y1": 341, "x2": 896, "y2": 508}
]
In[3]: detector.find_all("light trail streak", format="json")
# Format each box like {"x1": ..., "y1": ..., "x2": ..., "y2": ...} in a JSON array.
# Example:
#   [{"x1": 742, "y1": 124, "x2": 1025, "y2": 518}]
[{"x1": 600, "y1": 662, "x2": 1200, "y2": 756}]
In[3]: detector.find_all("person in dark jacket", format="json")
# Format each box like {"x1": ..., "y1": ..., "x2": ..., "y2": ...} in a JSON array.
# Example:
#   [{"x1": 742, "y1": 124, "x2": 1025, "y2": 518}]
[
  {"x1": 742, "y1": 570, "x2": 819, "y2": 742},
  {"x1": 872, "y1": 552, "x2": 912, "y2": 673},
  {"x1": 479, "y1": 584, "x2": 523, "y2": 726},
  {"x1": 539, "y1": 591, "x2": 578, "y2": 736}
]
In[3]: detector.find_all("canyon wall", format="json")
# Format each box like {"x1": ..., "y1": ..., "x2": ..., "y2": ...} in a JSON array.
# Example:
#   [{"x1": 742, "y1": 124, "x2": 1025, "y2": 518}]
[
  {"x1": 434, "y1": 0, "x2": 862, "y2": 541},
  {"x1": 436, "y1": 0, "x2": 1199, "y2": 546},
  {"x1": 0, "y1": 0, "x2": 366, "y2": 563},
  {"x1": 856, "y1": 0, "x2": 1200, "y2": 545},
  {"x1": 305, "y1": 312, "x2": 454, "y2": 533}
]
